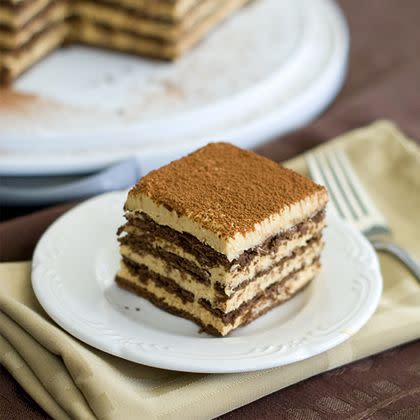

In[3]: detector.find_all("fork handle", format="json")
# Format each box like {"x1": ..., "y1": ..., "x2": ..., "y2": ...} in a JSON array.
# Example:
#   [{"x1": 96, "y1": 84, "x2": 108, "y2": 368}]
[{"x1": 370, "y1": 239, "x2": 420, "y2": 283}]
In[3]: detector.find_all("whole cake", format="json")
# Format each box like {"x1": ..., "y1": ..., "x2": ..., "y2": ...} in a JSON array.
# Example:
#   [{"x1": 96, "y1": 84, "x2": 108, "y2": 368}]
[
  {"x1": 116, "y1": 143, "x2": 328, "y2": 336},
  {"x1": 0, "y1": 0, "x2": 250, "y2": 84}
]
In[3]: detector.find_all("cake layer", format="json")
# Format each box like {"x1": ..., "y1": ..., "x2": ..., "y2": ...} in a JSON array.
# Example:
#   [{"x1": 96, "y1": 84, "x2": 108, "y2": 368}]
[
  {"x1": 119, "y1": 238, "x2": 322, "y2": 312},
  {"x1": 116, "y1": 260, "x2": 320, "y2": 336},
  {"x1": 1, "y1": 22, "x2": 66, "y2": 83},
  {"x1": 69, "y1": 0, "x2": 248, "y2": 59},
  {"x1": 126, "y1": 143, "x2": 328, "y2": 261},
  {"x1": 0, "y1": 1, "x2": 67, "y2": 49}
]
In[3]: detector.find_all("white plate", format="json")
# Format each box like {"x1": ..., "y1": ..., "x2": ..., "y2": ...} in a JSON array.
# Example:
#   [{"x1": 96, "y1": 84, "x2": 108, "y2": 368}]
[
  {"x1": 0, "y1": 0, "x2": 348, "y2": 175},
  {"x1": 32, "y1": 192, "x2": 382, "y2": 373}
]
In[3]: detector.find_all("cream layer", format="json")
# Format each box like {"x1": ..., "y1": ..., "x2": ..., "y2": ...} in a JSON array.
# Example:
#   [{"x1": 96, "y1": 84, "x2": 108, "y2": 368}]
[
  {"x1": 0, "y1": 0, "x2": 56, "y2": 28},
  {"x1": 119, "y1": 240, "x2": 322, "y2": 312},
  {"x1": 69, "y1": 0, "x2": 248, "y2": 59},
  {"x1": 1, "y1": 23, "x2": 66, "y2": 78},
  {"x1": 0, "y1": 2, "x2": 67, "y2": 49},
  {"x1": 117, "y1": 260, "x2": 320, "y2": 336},
  {"x1": 122, "y1": 216, "x2": 325, "y2": 291},
  {"x1": 73, "y1": 0, "x2": 221, "y2": 41},
  {"x1": 126, "y1": 191, "x2": 327, "y2": 261}
]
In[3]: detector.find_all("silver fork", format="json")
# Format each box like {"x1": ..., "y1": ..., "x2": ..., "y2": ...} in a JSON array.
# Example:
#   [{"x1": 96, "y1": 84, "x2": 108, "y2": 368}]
[{"x1": 305, "y1": 146, "x2": 420, "y2": 282}]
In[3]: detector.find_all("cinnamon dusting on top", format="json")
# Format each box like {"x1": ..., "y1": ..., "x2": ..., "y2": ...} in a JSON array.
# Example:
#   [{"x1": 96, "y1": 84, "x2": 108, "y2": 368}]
[{"x1": 131, "y1": 143, "x2": 326, "y2": 238}]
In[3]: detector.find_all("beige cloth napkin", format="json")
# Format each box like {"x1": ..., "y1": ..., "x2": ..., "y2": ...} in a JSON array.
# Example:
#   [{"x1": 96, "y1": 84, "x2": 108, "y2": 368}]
[{"x1": 1, "y1": 120, "x2": 419, "y2": 420}]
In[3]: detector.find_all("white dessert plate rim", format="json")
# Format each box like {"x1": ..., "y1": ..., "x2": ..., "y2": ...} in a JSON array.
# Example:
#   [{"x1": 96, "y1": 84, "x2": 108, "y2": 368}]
[{"x1": 32, "y1": 191, "x2": 382, "y2": 373}]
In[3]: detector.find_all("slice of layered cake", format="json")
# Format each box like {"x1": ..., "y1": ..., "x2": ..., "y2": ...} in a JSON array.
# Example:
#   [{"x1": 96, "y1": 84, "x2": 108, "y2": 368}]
[{"x1": 116, "y1": 143, "x2": 328, "y2": 336}]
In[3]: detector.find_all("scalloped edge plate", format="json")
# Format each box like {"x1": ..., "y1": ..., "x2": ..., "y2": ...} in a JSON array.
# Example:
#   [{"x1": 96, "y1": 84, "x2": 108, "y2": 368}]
[{"x1": 32, "y1": 191, "x2": 382, "y2": 373}]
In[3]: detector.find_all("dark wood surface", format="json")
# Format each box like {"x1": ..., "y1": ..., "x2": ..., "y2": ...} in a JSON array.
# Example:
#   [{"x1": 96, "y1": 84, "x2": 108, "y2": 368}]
[{"x1": 1, "y1": 0, "x2": 419, "y2": 418}]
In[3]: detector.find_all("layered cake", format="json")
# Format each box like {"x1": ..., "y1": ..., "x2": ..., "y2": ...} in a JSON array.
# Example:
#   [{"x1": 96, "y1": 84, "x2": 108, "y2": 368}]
[
  {"x1": 116, "y1": 143, "x2": 328, "y2": 336},
  {"x1": 0, "y1": 0, "x2": 250, "y2": 84}
]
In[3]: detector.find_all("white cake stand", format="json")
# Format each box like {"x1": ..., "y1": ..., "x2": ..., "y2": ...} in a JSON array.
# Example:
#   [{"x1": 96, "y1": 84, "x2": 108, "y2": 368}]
[{"x1": 0, "y1": 0, "x2": 348, "y2": 175}]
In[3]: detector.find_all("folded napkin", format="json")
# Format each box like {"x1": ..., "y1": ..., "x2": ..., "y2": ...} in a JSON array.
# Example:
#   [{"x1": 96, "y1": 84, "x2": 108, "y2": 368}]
[{"x1": 0, "y1": 121, "x2": 419, "y2": 420}]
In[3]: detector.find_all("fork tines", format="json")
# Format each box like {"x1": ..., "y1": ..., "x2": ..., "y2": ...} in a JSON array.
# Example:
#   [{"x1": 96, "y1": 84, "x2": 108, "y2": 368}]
[{"x1": 305, "y1": 146, "x2": 386, "y2": 233}]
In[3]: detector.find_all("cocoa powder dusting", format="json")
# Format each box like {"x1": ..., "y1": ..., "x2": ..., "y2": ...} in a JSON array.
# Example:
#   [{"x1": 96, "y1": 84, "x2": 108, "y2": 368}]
[{"x1": 131, "y1": 143, "x2": 326, "y2": 238}]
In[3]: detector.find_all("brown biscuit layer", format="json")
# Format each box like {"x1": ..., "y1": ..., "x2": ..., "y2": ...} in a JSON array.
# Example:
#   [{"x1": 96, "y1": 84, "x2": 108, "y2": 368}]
[
  {"x1": 130, "y1": 143, "x2": 327, "y2": 238},
  {"x1": 121, "y1": 209, "x2": 325, "y2": 270}
]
